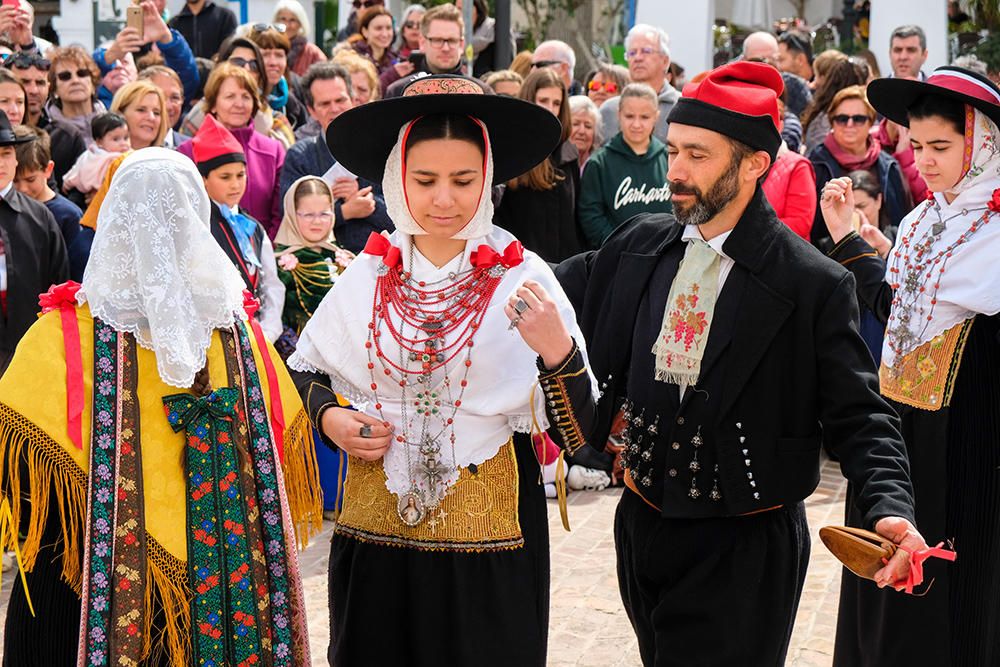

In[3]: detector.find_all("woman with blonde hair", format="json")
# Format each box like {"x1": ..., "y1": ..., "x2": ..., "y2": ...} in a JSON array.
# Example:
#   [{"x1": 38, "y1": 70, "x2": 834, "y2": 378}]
[
  {"x1": 332, "y1": 50, "x2": 381, "y2": 105},
  {"x1": 110, "y1": 79, "x2": 169, "y2": 149}
]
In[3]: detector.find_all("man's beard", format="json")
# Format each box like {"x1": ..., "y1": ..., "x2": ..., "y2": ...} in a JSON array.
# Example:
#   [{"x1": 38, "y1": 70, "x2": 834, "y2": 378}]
[{"x1": 668, "y1": 162, "x2": 741, "y2": 226}]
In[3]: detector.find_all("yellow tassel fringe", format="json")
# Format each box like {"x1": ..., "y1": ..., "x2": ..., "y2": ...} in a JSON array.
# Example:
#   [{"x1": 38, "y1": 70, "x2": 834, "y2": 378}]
[
  {"x1": 0, "y1": 401, "x2": 321, "y2": 665},
  {"x1": 282, "y1": 408, "x2": 324, "y2": 549}
]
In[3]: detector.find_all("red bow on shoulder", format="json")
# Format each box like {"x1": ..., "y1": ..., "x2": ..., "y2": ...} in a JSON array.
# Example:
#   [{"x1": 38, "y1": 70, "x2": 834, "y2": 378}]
[
  {"x1": 363, "y1": 232, "x2": 401, "y2": 269},
  {"x1": 39, "y1": 282, "x2": 84, "y2": 449},
  {"x1": 471, "y1": 241, "x2": 524, "y2": 270},
  {"x1": 988, "y1": 188, "x2": 1000, "y2": 212}
]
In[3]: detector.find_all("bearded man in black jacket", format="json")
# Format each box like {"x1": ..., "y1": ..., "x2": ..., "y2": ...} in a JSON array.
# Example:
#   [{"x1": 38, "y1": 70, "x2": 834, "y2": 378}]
[{"x1": 555, "y1": 61, "x2": 928, "y2": 666}]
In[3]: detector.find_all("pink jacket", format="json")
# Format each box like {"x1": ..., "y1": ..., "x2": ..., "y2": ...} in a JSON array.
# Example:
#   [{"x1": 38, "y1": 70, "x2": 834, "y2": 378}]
[{"x1": 762, "y1": 148, "x2": 817, "y2": 240}]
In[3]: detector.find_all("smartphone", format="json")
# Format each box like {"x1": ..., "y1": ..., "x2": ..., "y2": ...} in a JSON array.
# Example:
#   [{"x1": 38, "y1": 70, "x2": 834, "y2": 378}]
[
  {"x1": 126, "y1": 4, "x2": 144, "y2": 40},
  {"x1": 407, "y1": 51, "x2": 423, "y2": 66}
]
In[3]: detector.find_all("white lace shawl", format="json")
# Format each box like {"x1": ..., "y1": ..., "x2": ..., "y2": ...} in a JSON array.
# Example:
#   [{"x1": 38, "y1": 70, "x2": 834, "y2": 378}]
[
  {"x1": 77, "y1": 148, "x2": 248, "y2": 387},
  {"x1": 289, "y1": 227, "x2": 597, "y2": 499}
]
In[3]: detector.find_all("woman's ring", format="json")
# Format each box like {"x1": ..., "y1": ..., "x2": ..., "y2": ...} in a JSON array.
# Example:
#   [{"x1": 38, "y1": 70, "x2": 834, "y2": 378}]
[
  {"x1": 513, "y1": 298, "x2": 530, "y2": 314},
  {"x1": 359, "y1": 424, "x2": 373, "y2": 438}
]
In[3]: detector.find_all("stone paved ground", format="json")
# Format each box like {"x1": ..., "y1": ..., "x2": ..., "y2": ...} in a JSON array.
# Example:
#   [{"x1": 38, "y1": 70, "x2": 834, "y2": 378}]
[{"x1": 0, "y1": 459, "x2": 846, "y2": 665}]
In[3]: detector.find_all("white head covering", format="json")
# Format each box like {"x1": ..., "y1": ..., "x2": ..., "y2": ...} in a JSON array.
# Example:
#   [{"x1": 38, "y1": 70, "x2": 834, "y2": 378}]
[
  {"x1": 883, "y1": 108, "x2": 1000, "y2": 368},
  {"x1": 78, "y1": 148, "x2": 248, "y2": 387},
  {"x1": 381, "y1": 117, "x2": 495, "y2": 241}
]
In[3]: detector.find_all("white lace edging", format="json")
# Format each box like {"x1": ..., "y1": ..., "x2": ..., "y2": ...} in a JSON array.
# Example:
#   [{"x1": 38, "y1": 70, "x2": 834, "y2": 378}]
[
  {"x1": 287, "y1": 352, "x2": 373, "y2": 410},
  {"x1": 509, "y1": 412, "x2": 548, "y2": 434}
]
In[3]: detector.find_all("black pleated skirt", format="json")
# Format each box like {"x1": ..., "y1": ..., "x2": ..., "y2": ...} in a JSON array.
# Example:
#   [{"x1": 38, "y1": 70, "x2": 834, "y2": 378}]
[
  {"x1": 835, "y1": 314, "x2": 1000, "y2": 666},
  {"x1": 326, "y1": 434, "x2": 550, "y2": 667}
]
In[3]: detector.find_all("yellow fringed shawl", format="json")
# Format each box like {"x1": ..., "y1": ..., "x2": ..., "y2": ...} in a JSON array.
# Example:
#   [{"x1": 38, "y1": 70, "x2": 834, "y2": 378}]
[{"x1": 0, "y1": 305, "x2": 322, "y2": 665}]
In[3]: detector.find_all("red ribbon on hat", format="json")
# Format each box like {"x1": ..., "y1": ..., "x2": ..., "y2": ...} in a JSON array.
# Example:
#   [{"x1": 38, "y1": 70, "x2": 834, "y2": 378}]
[
  {"x1": 242, "y1": 290, "x2": 286, "y2": 462},
  {"x1": 39, "y1": 282, "x2": 84, "y2": 449},
  {"x1": 363, "y1": 233, "x2": 401, "y2": 269},
  {"x1": 471, "y1": 241, "x2": 524, "y2": 270}
]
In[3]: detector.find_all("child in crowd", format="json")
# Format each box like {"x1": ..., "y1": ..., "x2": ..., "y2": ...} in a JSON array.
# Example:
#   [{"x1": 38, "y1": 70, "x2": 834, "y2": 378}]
[
  {"x1": 62, "y1": 112, "x2": 131, "y2": 200},
  {"x1": 275, "y1": 175, "x2": 355, "y2": 520},
  {"x1": 191, "y1": 114, "x2": 284, "y2": 341},
  {"x1": 12, "y1": 125, "x2": 82, "y2": 261},
  {"x1": 274, "y1": 175, "x2": 354, "y2": 352}
]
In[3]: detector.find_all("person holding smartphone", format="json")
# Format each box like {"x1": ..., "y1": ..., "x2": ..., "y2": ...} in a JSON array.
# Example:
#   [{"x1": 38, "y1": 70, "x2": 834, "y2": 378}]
[{"x1": 382, "y1": 3, "x2": 466, "y2": 98}]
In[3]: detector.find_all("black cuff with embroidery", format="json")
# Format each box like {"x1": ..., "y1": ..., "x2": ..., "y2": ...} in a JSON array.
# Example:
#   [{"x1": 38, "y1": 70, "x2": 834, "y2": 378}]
[
  {"x1": 827, "y1": 231, "x2": 879, "y2": 266},
  {"x1": 289, "y1": 368, "x2": 344, "y2": 449},
  {"x1": 537, "y1": 340, "x2": 591, "y2": 455}
]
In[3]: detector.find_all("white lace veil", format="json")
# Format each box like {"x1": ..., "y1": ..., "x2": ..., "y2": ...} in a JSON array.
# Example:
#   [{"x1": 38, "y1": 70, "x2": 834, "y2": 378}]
[{"x1": 77, "y1": 148, "x2": 248, "y2": 387}]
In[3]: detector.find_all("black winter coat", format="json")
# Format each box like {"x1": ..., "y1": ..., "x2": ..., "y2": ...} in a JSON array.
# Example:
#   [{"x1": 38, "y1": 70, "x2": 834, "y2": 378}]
[{"x1": 494, "y1": 141, "x2": 584, "y2": 264}]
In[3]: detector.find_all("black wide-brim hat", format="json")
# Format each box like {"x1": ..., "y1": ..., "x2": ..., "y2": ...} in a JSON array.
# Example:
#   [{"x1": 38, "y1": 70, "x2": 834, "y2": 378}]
[
  {"x1": 868, "y1": 66, "x2": 1000, "y2": 129},
  {"x1": 0, "y1": 109, "x2": 33, "y2": 146},
  {"x1": 325, "y1": 75, "x2": 562, "y2": 185}
]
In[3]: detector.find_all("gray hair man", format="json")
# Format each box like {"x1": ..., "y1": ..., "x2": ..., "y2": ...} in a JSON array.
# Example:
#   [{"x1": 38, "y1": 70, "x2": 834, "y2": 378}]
[
  {"x1": 889, "y1": 24, "x2": 928, "y2": 80},
  {"x1": 531, "y1": 40, "x2": 577, "y2": 92},
  {"x1": 600, "y1": 23, "x2": 678, "y2": 144}
]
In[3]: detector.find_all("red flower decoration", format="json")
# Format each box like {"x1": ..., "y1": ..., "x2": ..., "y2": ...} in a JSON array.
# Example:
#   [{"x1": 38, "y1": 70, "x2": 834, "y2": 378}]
[
  {"x1": 925, "y1": 189, "x2": 935, "y2": 202},
  {"x1": 989, "y1": 188, "x2": 1000, "y2": 212},
  {"x1": 38, "y1": 280, "x2": 82, "y2": 312}
]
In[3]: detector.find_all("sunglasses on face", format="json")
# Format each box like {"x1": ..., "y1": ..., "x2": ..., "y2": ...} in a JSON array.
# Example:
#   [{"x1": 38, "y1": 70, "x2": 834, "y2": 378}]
[
  {"x1": 831, "y1": 114, "x2": 872, "y2": 126},
  {"x1": 531, "y1": 59, "x2": 563, "y2": 69},
  {"x1": 588, "y1": 80, "x2": 618, "y2": 93},
  {"x1": 352, "y1": 0, "x2": 379, "y2": 8},
  {"x1": 403, "y1": 20, "x2": 420, "y2": 29},
  {"x1": 252, "y1": 22, "x2": 286, "y2": 33},
  {"x1": 56, "y1": 68, "x2": 92, "y2": 82},
  {"x1": 228, "y1": 57, "x2": 260, "y2": 73}
]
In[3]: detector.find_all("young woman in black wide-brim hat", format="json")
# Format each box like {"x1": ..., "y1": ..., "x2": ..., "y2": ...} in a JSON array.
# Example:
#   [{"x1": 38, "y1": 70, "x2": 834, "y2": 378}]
[
  {"x1": 287, "y1": 75, "x2": 600, "y2": 666},
  {"x1": 822, "y1": 66, "x2": 1000, "y2": 666}
]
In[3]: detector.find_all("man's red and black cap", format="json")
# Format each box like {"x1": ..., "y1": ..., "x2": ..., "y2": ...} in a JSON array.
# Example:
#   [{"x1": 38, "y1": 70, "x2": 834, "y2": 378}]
[
  {"x1": 667, "y1": 61, "x2": 784, "y2": 160},
  {"x1": 191, "y1": 114, "x2": 246, "y2": 176},
  {"x1": 868, "y1": 66, "x2": 1000, "y2": 128}
]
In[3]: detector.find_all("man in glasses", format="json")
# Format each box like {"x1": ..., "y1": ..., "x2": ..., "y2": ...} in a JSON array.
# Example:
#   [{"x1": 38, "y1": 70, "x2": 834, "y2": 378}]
[
  {"x1": 169, "y1": 0, "x2": 238, "y2": 60},
  {"x1": 384, "y1": 3, "x2": 466, "y2": 99},
  {"x1": 777, "y1": 30, "x2": 814, "y2": 83},
  {"x1": 600, "y1": 24, "x2": 679, "y2": 144},
  {"x1": 743, "y1": 31, "x2": 812, "y2": 118},
  {"x1": 531, "y1": 40, "x2": 580, "y2": 95}
]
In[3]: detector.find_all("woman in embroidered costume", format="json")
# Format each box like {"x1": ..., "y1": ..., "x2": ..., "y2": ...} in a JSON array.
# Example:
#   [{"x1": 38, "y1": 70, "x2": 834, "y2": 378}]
[
  {"x1": 0, "y1": 149, "x2": 322, "y2": 666},
  {"x1": 823, "y1": 66, "x2": 1000, "y2": 666},
  {"x1": 288, "y1": 75, "x2": 599, "y2": 666}
]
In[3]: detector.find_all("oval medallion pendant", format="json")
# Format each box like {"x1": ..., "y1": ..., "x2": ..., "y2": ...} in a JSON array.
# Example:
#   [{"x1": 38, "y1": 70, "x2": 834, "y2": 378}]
[{"x1": 397, "y1": 492, "x2": 426, "y2": 527}]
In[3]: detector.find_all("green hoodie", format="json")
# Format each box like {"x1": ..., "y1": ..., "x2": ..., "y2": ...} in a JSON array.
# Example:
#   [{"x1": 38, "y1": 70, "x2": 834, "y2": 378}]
[{"x1": 577, "y1": 133, "x2": 671, "y2": 248}]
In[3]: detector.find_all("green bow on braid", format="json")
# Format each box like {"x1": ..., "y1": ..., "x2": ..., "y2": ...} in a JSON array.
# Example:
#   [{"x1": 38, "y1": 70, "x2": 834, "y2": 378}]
[{"x1": 163, "y1": 388, "x2": 263, "y2": 667}]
